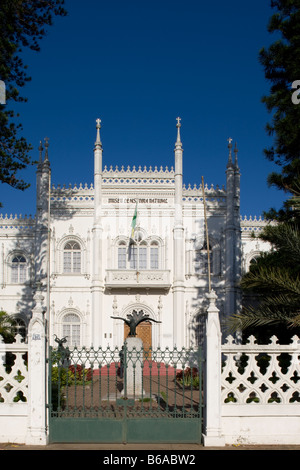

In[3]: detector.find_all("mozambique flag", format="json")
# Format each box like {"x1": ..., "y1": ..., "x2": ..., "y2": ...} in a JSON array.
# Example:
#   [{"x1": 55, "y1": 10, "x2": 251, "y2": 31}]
[{"x1": 131, "y1": 201, "x2": 138, "y2": 238}]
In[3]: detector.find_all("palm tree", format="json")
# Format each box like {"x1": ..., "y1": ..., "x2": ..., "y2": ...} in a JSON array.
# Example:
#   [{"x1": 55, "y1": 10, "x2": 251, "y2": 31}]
[
  {"x1": 227, "y1": 194, "x2": 300, "y2": 334},
  {"x1": 0, "y1": 311, "x2": 15, "y2": 342}
]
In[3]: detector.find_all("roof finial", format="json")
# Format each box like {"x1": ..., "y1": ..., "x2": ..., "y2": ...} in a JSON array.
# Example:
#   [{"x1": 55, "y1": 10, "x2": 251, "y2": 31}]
[
  {"x1": 227, "y1": 137, "x2": 233, "y2": 167},
  {"x1": 44, "y1": 137, "x2": 49, "y2": 161},
  {"x1": 38, "y1": 140, "x2": 43, "y2": 164},
  {"x1": 95, "y1": 118, "x2": 102, "y2": 148},
  {"x1": 175, "y1": 116, "x2": 182, "y2": 148},
  {"x1": 234, "y1": 141, "x2": 239, "y2": 168}
]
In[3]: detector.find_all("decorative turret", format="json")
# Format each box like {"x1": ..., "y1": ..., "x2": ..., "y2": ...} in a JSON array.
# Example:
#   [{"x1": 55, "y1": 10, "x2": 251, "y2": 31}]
[
  {"x1": 35, "y1": 137, "x2": 51, "y2": 296},
  {"x1": 226, "y1": 137, "x2": 234, "y2": 169},
  {"x1": 36, "y1": 137, "x2": 51, "y2": 222},
  {"x1": 173, "y1": 117, "x2": 185, "y2": 348},
  {"x1": 92, "y1": 118, "x2": 104, "y2": 346},
  {"x1": 233, "y1": 142, "x2": 240, "y2": 206},
  {"x1": 94, "y1": 118, "x2": 103, "y2": 222},
  {"x1": 224, "y1": 137, "x2": 241, "y2": 319},
  {"x1": 174, "y1": 117, "x2": 183, "y2": 225}
]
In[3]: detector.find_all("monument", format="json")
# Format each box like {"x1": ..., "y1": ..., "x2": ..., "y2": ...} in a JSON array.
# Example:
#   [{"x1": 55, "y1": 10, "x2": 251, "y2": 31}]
[{"x1": 111, "y1": 310, "x2": 161, "y2": 398}]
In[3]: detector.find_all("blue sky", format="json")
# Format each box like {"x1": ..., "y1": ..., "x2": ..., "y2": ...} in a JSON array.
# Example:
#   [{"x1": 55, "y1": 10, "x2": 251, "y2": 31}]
[{"x1": 1, "y1": 0, "x2": 286, "y2": 218}]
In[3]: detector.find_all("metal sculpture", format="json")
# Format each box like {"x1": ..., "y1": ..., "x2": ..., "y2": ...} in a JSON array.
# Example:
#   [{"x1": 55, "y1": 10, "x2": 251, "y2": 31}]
[{"x1": 111, "y1": 309, "x2": 161, "y2": 337}]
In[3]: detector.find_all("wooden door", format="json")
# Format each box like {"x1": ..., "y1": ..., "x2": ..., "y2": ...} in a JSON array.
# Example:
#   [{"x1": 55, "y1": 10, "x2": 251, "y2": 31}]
[{"x1": 124, "y1": 320, "x2": 152, "y2": 358}]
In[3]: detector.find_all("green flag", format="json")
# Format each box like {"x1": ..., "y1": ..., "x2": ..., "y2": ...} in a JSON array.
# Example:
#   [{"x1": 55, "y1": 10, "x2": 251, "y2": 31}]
[{"x1": 131, "y1": 201, "x2": 137, "y2": 238}]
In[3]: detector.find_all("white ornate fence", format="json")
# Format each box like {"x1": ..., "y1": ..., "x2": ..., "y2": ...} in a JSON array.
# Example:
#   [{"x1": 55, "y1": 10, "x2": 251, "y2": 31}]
[
  {"x1": 0, "y1": 288, "x2": 47, "y2": 445},
  {"x1": 0, "y1": 334, "x2": 29, "y2": 443},
  {"x1": 221, "y1": 334, "x2": 300, "y2": 405},
  {"x1": 1, "y1": 288, "x2": 300, "y2": 446},
  {"x1": 220, "y1": 334, "x2": 300, "y2": 445}
]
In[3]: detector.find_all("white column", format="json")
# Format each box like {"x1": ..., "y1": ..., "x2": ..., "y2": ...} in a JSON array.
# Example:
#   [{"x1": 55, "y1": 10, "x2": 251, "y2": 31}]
[
  {"x1": 202, "y1": 290, "x2": 225, "y2": 447},
  {"x1": 91, "y1": 119, "x2": 104, "y2": 346},
  {"x1": 26, "y1": 286, "x2": 48, "y2": 445},
  {"x1": 173, "y1": 117, "x2": 185, "y2": 348}
]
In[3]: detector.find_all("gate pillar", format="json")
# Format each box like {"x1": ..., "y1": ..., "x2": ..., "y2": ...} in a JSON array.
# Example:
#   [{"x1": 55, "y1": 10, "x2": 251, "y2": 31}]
[
  {"x1": 26, "y1": 285, "x2": 48, "y2": 445},
  {"x1": 202, "y1": 290, "x2": 225, "y2": 447}
]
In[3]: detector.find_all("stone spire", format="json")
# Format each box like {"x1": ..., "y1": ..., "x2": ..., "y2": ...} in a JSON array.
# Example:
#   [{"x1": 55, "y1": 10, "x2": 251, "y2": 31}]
[
  {"x1": 38, "y1": 141, "x2": 43, "y2": 167},
  {"x1": 95, "y1": 118, "x2": 102, "y2": 150},
  {"x1": 225, "y1": 137, "x2": 241, "y2": 321},
  {"x1": 173, "y1": 116, "x2": 185, "y2": 348},
  {"x1": 94, "y1": 118, "x2": 103, "y2": 213},
  {"x1": 234, "y1": 141, "x2": 239, "y2": 169},
  {"x1": 43, "y1": 137, "x2": 50, "y2": 169},
  {"x1": 92, "y1": 118, "x2": 104, "y2": 345},
  {"x1": 227, "y1": 137, "x2": 233, "y2": 168},
  {"x1": 175, "y1": 116, "x2": 182, "y2": 149}
]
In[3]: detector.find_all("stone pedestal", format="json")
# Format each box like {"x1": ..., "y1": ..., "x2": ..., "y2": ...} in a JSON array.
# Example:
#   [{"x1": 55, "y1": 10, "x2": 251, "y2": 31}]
[{"x1": 122, "y1": 337, "x2": 144, "y2": 399}]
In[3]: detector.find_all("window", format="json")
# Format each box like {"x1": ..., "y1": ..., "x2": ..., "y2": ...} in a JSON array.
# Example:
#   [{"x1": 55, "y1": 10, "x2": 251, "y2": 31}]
[
  {"x1": 63, "y1": 241, "x2": 81, "y2": 273},
  {"x1": 118, "y1": 242, "x2": 127, "y2": 269},
  {"x1": 11, "y1": 255, "x2": 27, "y2": 283},
  {"x1": 130, "y1": 243, "x2": 147, "y2": 269},
  {"x1": 150, "y1": 242, "x2": 159, "y2": 269},
  {"x1": 195, "y1": 241, "x2": 213, "y2": 275},
  {"x1": 117, "y1": 237, "x2": 160, "y2": 270},
  {"x1": 62, "y1": 313, "x2": 81, "y2": 347},
  {"x1": 13, "y1": 318, "x2": 27, "y2": 341}
]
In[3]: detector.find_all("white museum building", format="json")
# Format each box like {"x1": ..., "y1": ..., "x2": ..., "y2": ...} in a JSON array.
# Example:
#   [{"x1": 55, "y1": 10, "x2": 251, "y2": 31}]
[{"x1": 0, "y1": 118, "x2": 270, "y2": 349}]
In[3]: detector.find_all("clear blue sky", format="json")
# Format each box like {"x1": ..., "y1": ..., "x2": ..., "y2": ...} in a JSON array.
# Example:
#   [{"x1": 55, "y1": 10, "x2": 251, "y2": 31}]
[{"x1": 1, "y1": 0, "x2": 286, "y2": 218}]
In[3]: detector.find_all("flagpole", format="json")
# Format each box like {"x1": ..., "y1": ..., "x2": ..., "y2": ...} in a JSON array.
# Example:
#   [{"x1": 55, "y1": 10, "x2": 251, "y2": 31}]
[{"x1": 202, "y1": 176, "x2": 211, "y2": 293}]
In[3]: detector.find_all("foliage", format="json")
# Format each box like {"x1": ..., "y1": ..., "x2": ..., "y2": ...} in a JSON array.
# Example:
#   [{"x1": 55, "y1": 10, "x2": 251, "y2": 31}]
[
  {"x1": 228, "y1": 206, "x2": 300, "y2": 336},
  {"x1": 228, "y1": 2, "x2": 300, "y2": 337},
  {"x1": 258, "y1": 0, "x2": 300, "y2": 220},
  {"x1": 0, "y1": 310, "x2": 15, "y2": 342},
  {"x1": 176, "y1": 367, "x2": 200, "y2": 389},
  {"x1": 0, "y1": 0, "x2": 67, "y2": 203}
]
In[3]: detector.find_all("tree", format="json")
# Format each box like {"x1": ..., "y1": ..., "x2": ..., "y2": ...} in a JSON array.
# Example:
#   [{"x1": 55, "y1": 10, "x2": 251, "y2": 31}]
[
  {"x1": 0, "y1": 0, "x2": 67, "y2": 204},
  {"x1": 0, "y1": 310, "x2": 15, "y2": 343},
  {"x1": 228, "y1": 192, "x2": 300, "y2": 338},
  {"x1": 259, "y1": 0, "x2": 300, "y2": 221},
  {"x1": 228, "y1": 1, "x2": 300, "y2": 337}
]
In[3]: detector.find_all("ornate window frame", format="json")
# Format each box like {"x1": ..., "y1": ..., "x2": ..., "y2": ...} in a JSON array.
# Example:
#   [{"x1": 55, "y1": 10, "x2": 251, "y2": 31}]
[
  {"x1": 115, "y1": 234, "x2": 163, "y2": 270},
  {"x1": 194, "y1": 236, "x2": 221, "y2": 277},
  {"x1": 56, "y1": 308, "x2": 84, "y2": 347},
  {"x1": 56, "y1": 235, "x2": 86, "y2": 275},
  {"x1": 7, "y1": 250, "x2": 31, "y2": 285}
]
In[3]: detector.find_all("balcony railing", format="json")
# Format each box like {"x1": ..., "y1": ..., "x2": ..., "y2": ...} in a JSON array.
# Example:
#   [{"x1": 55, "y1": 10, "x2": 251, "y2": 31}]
[{"x1": 105, "y1": 269, "x2": 171, "y2": 289}]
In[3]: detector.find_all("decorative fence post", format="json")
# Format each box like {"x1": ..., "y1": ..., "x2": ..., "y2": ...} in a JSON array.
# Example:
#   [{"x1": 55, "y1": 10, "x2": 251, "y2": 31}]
[
  {"x1": 202, "y1": 289, "x2": 225, "y2": 446},
  {"x1": 26, "y1": 285, "x2": 48, "y2": 445}
]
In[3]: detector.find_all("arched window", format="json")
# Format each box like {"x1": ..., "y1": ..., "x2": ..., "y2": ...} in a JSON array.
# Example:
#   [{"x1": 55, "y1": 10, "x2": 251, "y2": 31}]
[
  {"x1": 63, "y1": 241, "x2": 81, "y2": 273},
  {"x1": 11, "y1": 255, "x2": 27, "y2": 283},
  {"x1": 12, "y1": 318, "x2": 27, "y2": 341},
  {"x1": 62, "y1": 313, "x2": 81, "y2": 347},
  {"x1": 150, "y1": 241, "x2": 159, "y2": 269},
  {"x1": 117, "y1": 236, "x2": 160, "y2": 270},
  {"x1": 118, "y1": 240, "x2": 127, "y2": 269},
  {"x1": 195, "y1": 240, "x2": 213, "y2": 275}
]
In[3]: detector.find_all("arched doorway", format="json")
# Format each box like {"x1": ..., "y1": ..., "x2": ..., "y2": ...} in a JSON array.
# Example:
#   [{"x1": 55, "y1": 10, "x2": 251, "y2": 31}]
[{"x1": 124, "y1": 320, "x2": 152, "y2": 358}]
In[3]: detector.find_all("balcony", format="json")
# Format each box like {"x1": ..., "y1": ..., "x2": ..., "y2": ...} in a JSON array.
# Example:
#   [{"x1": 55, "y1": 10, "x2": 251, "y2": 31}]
[{"x1": 105, "y1": 269, "x2": 171, "y2": 290}]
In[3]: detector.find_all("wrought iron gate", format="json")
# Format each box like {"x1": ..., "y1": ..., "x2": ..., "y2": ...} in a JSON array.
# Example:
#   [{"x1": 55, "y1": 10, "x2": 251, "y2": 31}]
[{"x1": 48, "y1": 343, "x2": 203, "y2": 443}]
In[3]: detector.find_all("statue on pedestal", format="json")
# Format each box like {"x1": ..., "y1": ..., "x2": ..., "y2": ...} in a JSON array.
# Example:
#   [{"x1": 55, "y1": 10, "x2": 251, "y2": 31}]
[{"x1": 111, "y1": 309, "x2": 161, "y2": 337}]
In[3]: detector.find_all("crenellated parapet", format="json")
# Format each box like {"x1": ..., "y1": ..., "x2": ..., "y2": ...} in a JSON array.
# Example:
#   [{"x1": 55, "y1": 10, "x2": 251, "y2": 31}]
[
  {"x1": 183, "y1": 182, "x2": 226, "y2": 204},
  {"x1": 0, "y1": 213, "x2": 35, "y2": 231},
  {"x1": 240, "y1": 214, "x2": 274, "y2": 235},
  {"x1": 102, "y1": 165, "x2": 175, "y2": 186}
]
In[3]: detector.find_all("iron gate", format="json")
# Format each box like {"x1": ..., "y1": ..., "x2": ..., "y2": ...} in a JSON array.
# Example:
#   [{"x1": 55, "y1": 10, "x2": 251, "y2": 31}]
[{"x1": 48, "y1": 343, "x2": 203, "y2": 443}]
